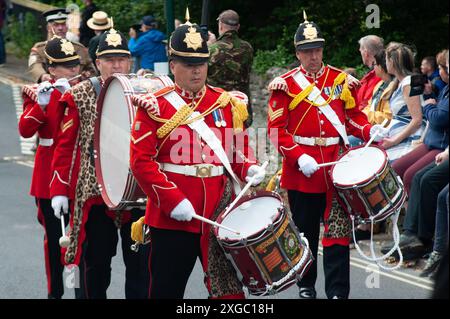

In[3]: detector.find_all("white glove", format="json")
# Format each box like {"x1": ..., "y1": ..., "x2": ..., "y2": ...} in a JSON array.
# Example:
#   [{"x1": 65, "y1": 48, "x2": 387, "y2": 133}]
[
  {"x1": 37, "y1": 81, "x2": 54, "y2": 106},
  {"x1": 297, "y1": 154, "x2": 319, "y2": 178},
  {"x1": 53, "y1": 78, "x2": 71, "y2": 93},
  {"x1": 245, "y1": 164, "x2": 266, "y2": 186},
  {"x1": 370, "y1": 124, "x2": 389, "y2": 142},
  {"x1": 170, "y1": 199, "x2": 195, "y2": 222},
  {"x1": 51, "y1": 195, "x2": 69, "y2": 219}
]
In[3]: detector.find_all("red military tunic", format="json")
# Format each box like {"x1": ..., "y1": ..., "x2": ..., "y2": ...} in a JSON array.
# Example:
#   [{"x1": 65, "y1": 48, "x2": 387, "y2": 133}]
[
  {"x1": 268, "y1": 65, "x2": 371, "y2": 194},
  {"x1": 130, "y1": 84, "x2": 256, "y2": 234},
  {"x1": 19, "y1": 82, "x2": 64, "y2": 199},
  {"x1": 49, "y1": 90, "x2": 81, "y2": 200}
]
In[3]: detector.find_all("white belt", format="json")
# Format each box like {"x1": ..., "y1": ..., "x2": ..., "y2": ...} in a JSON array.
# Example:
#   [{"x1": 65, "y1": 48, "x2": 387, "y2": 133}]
[
  {"x1": 294, "y1": 136, "x2": 340, "y2": 147},
  {"x1": 161, "y1": 163, "x2": 225, "y2": 178},
  {"x1": 39, "y1": 138, "x2": 54, "y2": 146}
]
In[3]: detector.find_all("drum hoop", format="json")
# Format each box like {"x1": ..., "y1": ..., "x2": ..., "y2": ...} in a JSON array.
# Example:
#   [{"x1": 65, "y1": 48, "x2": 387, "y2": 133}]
[
  {"x1": 331, "y1": 145, "x2": 388, "y2": 188},
  {"x1": 94, "y1": 74, "x2": 135, "y2": 209},
  {"x1": 95, "y1": 74, "x2": 173, "y2": 209},
  {"x1": 214, "y1": 191, "x2": 284, "y2": 243}
]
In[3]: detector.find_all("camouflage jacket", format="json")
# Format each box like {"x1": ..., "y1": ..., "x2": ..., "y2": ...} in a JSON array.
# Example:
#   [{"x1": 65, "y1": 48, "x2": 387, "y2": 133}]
[{"x1": 208, "y1": 30, "x2": 253, "y2": 98}]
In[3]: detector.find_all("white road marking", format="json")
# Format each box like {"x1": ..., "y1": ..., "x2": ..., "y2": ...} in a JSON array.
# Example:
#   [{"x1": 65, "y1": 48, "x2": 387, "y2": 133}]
[
  {"x1": 10, "y1": 84, "x2": 37, "y2": 155},
  {"x1": 318, "y1": 247, "x2": 434, "y2": 291}
]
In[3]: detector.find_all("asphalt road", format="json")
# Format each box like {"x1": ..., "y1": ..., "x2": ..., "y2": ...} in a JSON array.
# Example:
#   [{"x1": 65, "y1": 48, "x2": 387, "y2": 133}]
[{"x1": 0, "y1": 80, "x2": 433, "y2": 299}]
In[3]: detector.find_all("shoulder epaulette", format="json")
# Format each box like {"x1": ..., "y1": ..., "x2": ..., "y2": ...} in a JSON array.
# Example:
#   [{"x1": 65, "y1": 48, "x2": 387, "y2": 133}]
[
  {"x1": 268, "y1": 67, "x2": 299, "y2": 92},
  {"x1": 228, "y1": 90, "x2": 248, "y2": 105},
  {"x1": 131, "y1": 93, "x2": 160, "y2": 116},
  {"x1": 22, "y1": 84, "x2": 39, "y2": 102}
]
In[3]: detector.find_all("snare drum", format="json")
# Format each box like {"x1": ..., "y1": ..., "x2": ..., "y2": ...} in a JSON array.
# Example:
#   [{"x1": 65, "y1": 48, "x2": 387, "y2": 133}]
[
  {"x1": 214, "y1": 191, "x2": 313, "y2": 296},
  {"x1": 94, "y1": 73, "x2": 173, "y2": 210},
  {"x1": 330, "y1": 145, "x2": 407, "y2": 223}
]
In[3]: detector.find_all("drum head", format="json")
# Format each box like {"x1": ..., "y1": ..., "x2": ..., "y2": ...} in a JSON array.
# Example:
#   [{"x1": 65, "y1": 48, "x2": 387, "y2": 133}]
[
  {"x1": 218, "y1": 195, "x2": 282, "y2": 240},
  {"x1": 332, "y1": 146, "x2": 386, "y2": 186},
  {"x1": 98, "y1": 77, "x2": 132, "y2": 207}
]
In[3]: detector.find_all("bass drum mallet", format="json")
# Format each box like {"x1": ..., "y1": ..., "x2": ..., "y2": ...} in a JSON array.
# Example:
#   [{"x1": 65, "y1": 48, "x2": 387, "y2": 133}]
[{"x1": 59, "y1": 215, "x2": 70, "y2": 247}]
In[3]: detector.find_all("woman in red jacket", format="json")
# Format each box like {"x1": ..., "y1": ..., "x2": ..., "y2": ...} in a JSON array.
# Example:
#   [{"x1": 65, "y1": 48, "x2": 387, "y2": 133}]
[{"x1": 18, "y1": 36, "x2": 81, "y2": 299}]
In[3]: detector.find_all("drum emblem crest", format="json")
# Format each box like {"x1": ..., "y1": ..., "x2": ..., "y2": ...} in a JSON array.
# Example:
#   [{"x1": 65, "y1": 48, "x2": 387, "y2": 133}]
[
  {"x1": 283, "y1": 232, "x2": 299, "y2": 258},
  {"x1": 384, "y1": 174, "x2": 396, "y2": 197}
]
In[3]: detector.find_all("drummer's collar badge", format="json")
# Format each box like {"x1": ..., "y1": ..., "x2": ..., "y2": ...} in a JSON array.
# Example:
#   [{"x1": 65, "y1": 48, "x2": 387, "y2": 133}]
[
  {"x1": 106, "y1": 29, "x2": 122, "y2": 47},
  {"x1": 60, "y1": 39, "x2": 75, "y2": 56},
  {"x1": 184, "y1": 26, "x2": 203, "y2": 51}
]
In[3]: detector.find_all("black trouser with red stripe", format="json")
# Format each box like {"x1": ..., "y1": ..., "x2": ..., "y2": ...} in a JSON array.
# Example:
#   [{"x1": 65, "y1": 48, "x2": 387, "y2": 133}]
[
  {"x1": 36, "y1": 198, "x2": 68, "y2": 299},
  {"x1": 148, "y1": 227, "x2": 202, "y2": 299},
  {"x1": 288, "y1": 191, "x2": 350, "y2": 299},
  {"x1": 76, "y1": 205, "x2": 151, "y2": 299}
]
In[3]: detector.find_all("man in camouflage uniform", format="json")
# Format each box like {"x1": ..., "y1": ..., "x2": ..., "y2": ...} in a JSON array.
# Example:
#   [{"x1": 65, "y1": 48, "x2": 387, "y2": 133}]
[
  {"x1": 28, "y1": 8, "x2": 94, "y2": 83},
  {"x1": 208, "y1": 9, "x2": 254, "y2": 127}
]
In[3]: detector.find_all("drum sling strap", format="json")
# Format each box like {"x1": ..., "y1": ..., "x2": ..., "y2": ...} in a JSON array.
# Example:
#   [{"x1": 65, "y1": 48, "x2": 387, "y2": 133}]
[
  {"x1": 89, "y1": 77, "x2": 101, "y2": 97},
  {"x1": 163, "y1": 91, "x2": 242, "y2": 194},
  {"x1": 292, "y1": 71, "x2": 350, "y2": 146}
]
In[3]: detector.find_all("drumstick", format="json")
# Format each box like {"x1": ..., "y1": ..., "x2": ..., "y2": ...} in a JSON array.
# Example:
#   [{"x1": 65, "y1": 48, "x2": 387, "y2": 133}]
[
  {"x1": 316, "y1": 160, "x2": 348, "y2": 168},
  {"x1": 222, "y1": 161, "x2": 269, "y2": 219},
  {"x1": 192, "y1": 214, "x2": 240, "y2": 235},
  {"x1": 364, "y1": 118, "x2": 389, "y2": 150},
  {"x1": 59, "y1": 216, "x2": 70, "y2": 248},
  {"x1": 68, "y1": 74, "x2": 82, "y2": 82}
]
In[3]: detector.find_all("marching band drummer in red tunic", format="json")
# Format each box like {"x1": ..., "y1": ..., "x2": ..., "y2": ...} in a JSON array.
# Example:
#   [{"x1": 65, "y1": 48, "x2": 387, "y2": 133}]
[
  {"x1": 267, "y1": 12, "x2": 387, "y2": 299},
  {"x1": 49, "y1": 28, "x2": 151, "y2": 299},
  {"x1": 18, "y1": 36, "x2": 81, "y2": 299},
  {"x1": 130, "y1": 17, "x2": 266, "y2": 299}
]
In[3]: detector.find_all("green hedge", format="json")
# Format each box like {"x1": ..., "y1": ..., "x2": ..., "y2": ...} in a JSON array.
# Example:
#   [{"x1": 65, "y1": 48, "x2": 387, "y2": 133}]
[{"x1": 5, "y1": 13, "x2": 42, "y2": 58}]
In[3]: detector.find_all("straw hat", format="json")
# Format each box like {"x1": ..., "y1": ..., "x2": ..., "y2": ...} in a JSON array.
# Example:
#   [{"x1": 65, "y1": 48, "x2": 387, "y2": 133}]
[{"x1": 87, "y1": 11, "x2": 111, "y2": 31}]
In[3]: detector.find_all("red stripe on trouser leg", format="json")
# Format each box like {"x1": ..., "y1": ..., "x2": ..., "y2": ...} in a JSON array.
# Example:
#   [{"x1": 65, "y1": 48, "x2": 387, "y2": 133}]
[{"x1": 37, "y1": 200, "x2": 53, "y2": 296}]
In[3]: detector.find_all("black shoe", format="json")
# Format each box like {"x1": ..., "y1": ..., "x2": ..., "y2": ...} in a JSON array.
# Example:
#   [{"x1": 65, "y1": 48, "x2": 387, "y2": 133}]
[
  {"x1": 299, "y1": 287, "x2": 316, "y2": 299},
  {"x1": 420, "y1": 251, "x2": 443, "y2": 277},
  {"x1": 381, "y1": 233, "x2": 422, "y2": 255},
  {"x1": 402, "y1": 243, "x2": 432, "y2": 261}
]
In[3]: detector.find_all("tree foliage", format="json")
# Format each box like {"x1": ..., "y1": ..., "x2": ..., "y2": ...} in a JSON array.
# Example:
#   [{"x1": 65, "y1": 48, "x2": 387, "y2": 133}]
[{"x1": 36, "y1": 0, "x2": 449, "y2": 73}]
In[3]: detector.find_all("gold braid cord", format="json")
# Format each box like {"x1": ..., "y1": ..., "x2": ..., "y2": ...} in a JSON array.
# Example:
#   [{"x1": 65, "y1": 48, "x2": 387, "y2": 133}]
[
  {"x1": 152, "y1": 91, "x2": 232, "y2": 139},
  {"x1": 156, "y1": 104, "x2": 194, "y2": 138},
  {"x1": 287, "y1": 71, "x2": 355, "y2": 111},
  {"x1": 230, "y1": 96, "x2": 248, "y2": 133}
]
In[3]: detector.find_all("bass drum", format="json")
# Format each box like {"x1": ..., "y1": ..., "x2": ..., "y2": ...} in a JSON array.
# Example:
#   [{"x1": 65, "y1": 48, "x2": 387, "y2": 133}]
[{"x1": 94, "y1": 73, "x2": 173, "y2": 210}]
